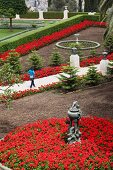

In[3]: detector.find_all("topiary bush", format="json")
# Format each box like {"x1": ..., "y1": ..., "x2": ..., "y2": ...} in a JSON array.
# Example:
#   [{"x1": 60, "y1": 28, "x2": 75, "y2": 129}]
[
  {"x1": 49, "y1": 50, "x2": 63, "y2": 66},
  {"x1": 58, "y1": 65, "x2": 80, "y2": 92},
  {"x1": 28, "y1": 51, "x2": 43, "y2": 70},
  {"x1": 83, "y1": 65, "x2": 103, "y2": 86},
  {"x1": 6, "y1": 50, "x2": 22, "y2": 74}
]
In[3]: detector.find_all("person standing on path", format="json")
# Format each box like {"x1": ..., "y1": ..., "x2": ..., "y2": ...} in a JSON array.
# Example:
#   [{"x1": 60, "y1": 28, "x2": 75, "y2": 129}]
[{"x1": 28, "y1": 67, "x2": 36, "y2": 88}]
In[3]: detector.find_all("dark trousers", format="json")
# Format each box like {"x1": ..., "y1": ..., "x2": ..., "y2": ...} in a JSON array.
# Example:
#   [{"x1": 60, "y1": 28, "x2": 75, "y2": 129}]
[{"x1": 30, "y1": 78, "x2": 35, "y2": 88}]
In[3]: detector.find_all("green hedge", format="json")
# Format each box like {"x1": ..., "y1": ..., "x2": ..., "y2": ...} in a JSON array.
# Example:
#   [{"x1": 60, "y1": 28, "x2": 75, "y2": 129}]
[
  {"x1": 21, "y1": 11, "x2": 99, "y2": 19},
  {"x1": 0, "y1": 14, "x2": 100, "y2": 53},
  {"x1": 20, "y1": 12, "x2": 39, "y2": 19}
]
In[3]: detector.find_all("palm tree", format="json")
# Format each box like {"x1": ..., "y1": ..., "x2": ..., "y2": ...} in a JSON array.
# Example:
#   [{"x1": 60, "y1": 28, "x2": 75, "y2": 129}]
[{"x1": 99, "y1": 0, "x2": 113, "y2": 52}]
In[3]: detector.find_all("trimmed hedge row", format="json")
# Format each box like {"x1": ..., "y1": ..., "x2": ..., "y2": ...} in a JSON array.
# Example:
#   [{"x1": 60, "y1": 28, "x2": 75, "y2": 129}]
[
  {"x1": 20, "y1": 11, "x2": 98, "y2": 19},
  {"x1": 0, "y1": 14, "x2": 100, "y2": 53}
]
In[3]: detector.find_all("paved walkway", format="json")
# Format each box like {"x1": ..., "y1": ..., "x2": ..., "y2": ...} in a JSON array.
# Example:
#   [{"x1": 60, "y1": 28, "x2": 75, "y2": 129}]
[{"x1": 0, "y1": 64, "x2": 100, "y2": 94}]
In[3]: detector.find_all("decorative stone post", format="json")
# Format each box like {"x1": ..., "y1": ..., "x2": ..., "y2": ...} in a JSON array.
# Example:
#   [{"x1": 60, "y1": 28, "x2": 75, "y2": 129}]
[
  {"x1": 63, "y1": 6, "x2": 69, "y2": 19},
  {"x1": 70, "y1": 48, "x2": 80, "y2": 68},
  {"x1": 100, "y1": 51, "x2": 109, "y2": 75},
  {"x1": 67, "y1": 101, "x2": 82, "y2": 144},
  {"x1": 38, "y1": 10, "x2": 44, "y2": 20},
  {"x1": 15, "y1": 14, "x2": 20, "y2": 19}
]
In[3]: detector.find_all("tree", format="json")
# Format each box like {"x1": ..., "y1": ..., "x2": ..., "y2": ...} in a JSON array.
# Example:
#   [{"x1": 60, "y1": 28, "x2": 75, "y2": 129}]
[
  {"x1": 0, "y1": 63, "x2": 21, "y2": 108},
  {"x1": 29, "y1": 51, "x2": 43, "y2": 70},
  {"x1": 84, "y1": 0, "x2": 100, "y2": 12},
  {"x1": 65, "y1": 0, "x2": 77, "y2": 12},
  {"x1": 99, "y1": 0, "x2": 113, "y2": 51},
  {"x1": 49, "y1": 0, "x2": 65, "y2": 11},
  {"x1": 58, "y1": 65, "x2": 79, "y2": 92},
  {"x1": 0, "y1": 0, "x2": 27, "y2": 30}
]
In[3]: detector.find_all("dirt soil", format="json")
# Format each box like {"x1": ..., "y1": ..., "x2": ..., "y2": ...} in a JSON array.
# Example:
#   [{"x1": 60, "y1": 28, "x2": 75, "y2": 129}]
[{"x1": 1, "y1": 27, "x2": 113, "y2": 139}]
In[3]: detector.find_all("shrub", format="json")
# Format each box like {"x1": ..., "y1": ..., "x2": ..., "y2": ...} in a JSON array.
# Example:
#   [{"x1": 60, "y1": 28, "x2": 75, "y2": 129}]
[
  {"x1": 0, "y1": 63, "x2": 21, "y2": 108},
  {"x1": 6, "y1": 50, "x2": 21, "y2": 74},
  {"x1": 107, "y1": 60, "x2": 113, "y2": 75},
  {"x1": 104, "y1": 34, "x2": 113, "y2": 53},
  {"x1": 58, "y1": 65, "x2": 79, "y2": 92},
  {"x1": 84, "y1": 65, "x2": 102, "y2": 86},
  {"x1": 29, "y1": 51, "x2": 43, "y2": 70},
  {"x1": 89, "y1": 49, "x2": 97, "y2": 56},
  {"x1": 0, "y1": 58, "x2": 4, "y2": 66},
  {"x1": 49, "y1": 50, "x2": 63, "y2": 66}
]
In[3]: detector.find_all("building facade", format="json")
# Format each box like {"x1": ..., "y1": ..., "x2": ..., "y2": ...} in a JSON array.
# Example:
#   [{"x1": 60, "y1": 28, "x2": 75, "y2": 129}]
[{"x1": 25, "y1": 0, "x2": 48, "y2": 12}]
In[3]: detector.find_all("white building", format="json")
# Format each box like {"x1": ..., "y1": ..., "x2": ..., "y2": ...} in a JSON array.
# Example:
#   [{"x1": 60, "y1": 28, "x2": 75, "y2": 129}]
[{"x1": 25, "y1": 0, "x2": 48, "y2": 12}]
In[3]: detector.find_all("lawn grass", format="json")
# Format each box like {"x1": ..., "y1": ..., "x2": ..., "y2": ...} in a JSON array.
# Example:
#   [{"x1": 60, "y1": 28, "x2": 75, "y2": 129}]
[{"x1": 0, "y1": 29, "x2": 25, "y2": 39}]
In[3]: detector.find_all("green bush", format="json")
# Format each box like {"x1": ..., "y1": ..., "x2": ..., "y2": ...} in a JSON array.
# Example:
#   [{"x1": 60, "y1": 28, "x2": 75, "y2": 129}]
[
  {"x1": 20, "y1": 12, "x2": 39, "y2": 19},
  {"x1": 104, "y1": 34, "x2": 113, "y2": 53},
  {"x1": 107, "y1": 60, "x2": 113, "y2": 75},
  {"x1": 84, "y1": 65, "x2": 102, "y2": 86},
  {"x1": 58, "y1": 65, "x2": 79, "y2": 92},
  {"x1": 89, "y1": 49, "x2": 97, "y2": 56},
  {"x1": 29, "y1": 51, "x2": 43, "y2": 70},
  {"x1": 21, "y1": 11, "x2": 98, "y2": 19},
  {"x1": 49, "y1": 50, "x2": 63, "y2": 66},
  {"x1": 6, "y1": 50, "x2": 22, "y2": 74},
  {"x1": 0, "y1": 58, "x2": 4, "y2": 66}
]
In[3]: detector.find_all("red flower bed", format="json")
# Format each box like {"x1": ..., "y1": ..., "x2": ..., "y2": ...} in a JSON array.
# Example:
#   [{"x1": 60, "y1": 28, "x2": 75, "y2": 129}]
[
  {"x1": 0, "y1": 20, "x2": 106, "y2": 61},
  {"x1": 20, "y1": 65, "x2": 64, "y2": 81},
  {"x1": 0, "y1": 83, "x2": 57, "y2": 102},
  {"x1": 80, "y1": 53, "x2": 113, "y2": 67},
  {"x1": 20, "y1": 52, "x2": 113, "y2": 81},
  {"x1": 0, "y1": 117, "x2": 112, "y2": 170}
]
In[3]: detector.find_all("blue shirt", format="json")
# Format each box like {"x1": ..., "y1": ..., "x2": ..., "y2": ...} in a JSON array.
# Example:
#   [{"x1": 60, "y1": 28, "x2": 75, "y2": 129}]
[{"x1": 28, "y1": 69, "x2": 35, "y2": 78}]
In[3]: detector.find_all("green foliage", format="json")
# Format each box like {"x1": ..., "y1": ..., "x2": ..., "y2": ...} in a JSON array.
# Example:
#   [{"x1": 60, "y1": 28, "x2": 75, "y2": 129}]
[
  {"x1": 77, "y1": 50, "x2": 84, "y2": 57},
  {"x1": 84, "y1": 65, "x2": 102, "y2": 86},
  {"x1": 0, "y1": 0, "x2": 27, "y2": 15},
  {"x1": 6, "y1": 50, "x2": 21, "y2": 74},
  {"x1": 29, "y1": 51, "x2": 43, "y2": 70},
  {"x1": 0, "y1": 63, "x2": 20, "y2": 85},
  {"x1": 0, "y1": 0, "x2": 27, "y2": 30},
  {"x1": 0, "y1": 63, "x2": 21, "y2": 108},
  {"x1": 84, "y1": 0, "x2": 100, "y2": 12},
  {"x1": 90, "y1": 49, "x2": 97, "y2": 56},
  {"x1": 104, "y1": 33, "x2": 113, "y2": 52},
  {"x1": 21, "y1": 11, "x2": 39, "y2": 19},
  {"x1": 58, "y1": 65, "x2": 79, "y2": 92},
  {"x1": 65, "y1": 0, "x2": 77, "y2": 12},
  {"x1": 49, "y1": 0, "x2": 65, "y2": 11},
  {"x1": 0, "y1": 89, "x2": 13, "y2": 109},
  {"x1": 68, "y1": 42, "x2": 83, "y2": 49},
  {"x1": 21, "y1": 11, "x2": 90, "y2": 19},
  {"x1": 107, "y1": 60, "x2": 113, "y2": 75},
  {"x1": 0, "y1": 58, "x2": 4, "y2": 66},
  {"x1": 49, "y1": 50, "x2": 63, "y2": 66}
]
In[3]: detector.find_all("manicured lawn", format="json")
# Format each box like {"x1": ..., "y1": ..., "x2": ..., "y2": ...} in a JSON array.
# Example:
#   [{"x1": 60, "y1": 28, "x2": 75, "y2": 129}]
[{"x1": 0, "y1": 29, "x2": 25, "y2": 39}]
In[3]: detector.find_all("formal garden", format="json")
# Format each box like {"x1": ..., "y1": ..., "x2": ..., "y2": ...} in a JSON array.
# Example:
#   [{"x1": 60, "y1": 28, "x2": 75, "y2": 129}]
[{"x1": 0, "y1": 0, "x2": 113, "y2": 170}]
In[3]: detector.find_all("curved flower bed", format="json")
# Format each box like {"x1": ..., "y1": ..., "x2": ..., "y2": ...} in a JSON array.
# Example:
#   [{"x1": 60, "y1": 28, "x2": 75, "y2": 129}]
[
  {"x1": 0, "y1": 117, "x2": 113, "y2": 170},
  {"x1": 0, "y1": 20, "x2": 106, "y2": 61}
]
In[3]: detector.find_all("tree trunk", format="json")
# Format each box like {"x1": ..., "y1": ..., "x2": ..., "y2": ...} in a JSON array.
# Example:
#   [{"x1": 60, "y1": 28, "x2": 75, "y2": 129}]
[
  {"x1": 79, "y1": 0, "x2": 82, "y2": 12},
  {"x1": 9, "y1": 18, "x2": 12, "y2": 31}
]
